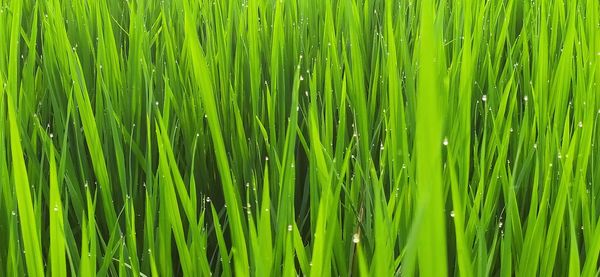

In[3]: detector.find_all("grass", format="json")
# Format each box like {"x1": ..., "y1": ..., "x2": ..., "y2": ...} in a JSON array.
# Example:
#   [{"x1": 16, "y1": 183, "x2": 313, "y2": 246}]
[{"x1": 1, "y1": 0, "x2": 600, "y2": 275}]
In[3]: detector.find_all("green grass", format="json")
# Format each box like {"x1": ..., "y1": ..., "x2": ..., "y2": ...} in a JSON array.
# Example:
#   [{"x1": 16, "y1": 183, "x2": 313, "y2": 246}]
[{"x1": 1, "y1": 0, "x2": 600, "y2": 275}]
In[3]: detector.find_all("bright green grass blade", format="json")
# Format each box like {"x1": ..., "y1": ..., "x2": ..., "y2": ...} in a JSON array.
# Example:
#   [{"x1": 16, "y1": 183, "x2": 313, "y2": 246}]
[
  {"x1": 49, "y1": 144, "x2": 66, "y2": 276},
  {"x1": 415, "y1": 0, "x2": 448, "y2": 276},
  {"x1": 210, "y1": 204, "x2": 232, "y2": 277},
  {"x1": 6, "y1": 0, "x2": 44, "y2": 276},
  {"x1": 7, "y1": 89, "x2": 44, "y2": 277}
]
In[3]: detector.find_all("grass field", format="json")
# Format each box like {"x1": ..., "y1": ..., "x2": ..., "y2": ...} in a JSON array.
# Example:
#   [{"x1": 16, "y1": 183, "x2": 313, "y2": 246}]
[{"x1": 1, "y1": 0, "x2": 600, "y2": 275}]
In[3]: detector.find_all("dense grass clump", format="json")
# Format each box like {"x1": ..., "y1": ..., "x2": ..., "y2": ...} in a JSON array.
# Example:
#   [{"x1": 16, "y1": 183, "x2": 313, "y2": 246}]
[{"x1": 1, "y1": 0, "x2": 600, "y2": 275}]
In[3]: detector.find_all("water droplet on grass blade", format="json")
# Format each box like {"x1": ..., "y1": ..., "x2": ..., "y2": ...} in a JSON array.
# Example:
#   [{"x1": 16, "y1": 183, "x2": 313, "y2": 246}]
[
  {"x1": 443, "y1": 137, "x2": 448, "y2": 146},
  {"x1": 287, "y1": 225, "x2": 293, "y2": 232},
  {"x1": 578, "y1": 121, "x2": 583, "y2": 128},
  {"x1": 352, "y1": 233, "x2": 360, "y2": 243},
  {"x1": 482, "y1": 95, "x2": 487, "y2": 102},
  {"x1": 450, "y1": 211, "x2": 455, "y2": 217}
]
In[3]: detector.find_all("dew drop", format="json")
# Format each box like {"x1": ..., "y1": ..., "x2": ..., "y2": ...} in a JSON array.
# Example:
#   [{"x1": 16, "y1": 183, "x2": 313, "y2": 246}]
[
  {"x1": 287, "y1": 225, "x2": 293, "y2": 232},
  {"x1": 482, "y1": 95, "x2": 487, "y2": 102},
  {"x1": 578, "y1": 121, "x2": 583, "y2": 128},
  {"x1": 442, "y1": 137, "x2": 449, "y2": 146},
  {"x1": 450, "y1": 210, "x2": 455, "y2": 218},
  {"x1": 352, "y1": 233, "x2": 360, "y2": 243},
  {"x1": 523, "y1": 95, "x2": 528, "y2": 102}
]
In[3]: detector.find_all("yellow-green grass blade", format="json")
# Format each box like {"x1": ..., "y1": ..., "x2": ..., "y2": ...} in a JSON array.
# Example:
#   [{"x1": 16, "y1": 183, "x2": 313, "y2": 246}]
[
  {"x1": 49, "y1": 144, "x2": 67, "y2": 276},
  {"x1": 415, "y1": 0, "x2": 448, "y2": 276},
  {"x1": 7, "y1": 88, "x2": 44, "y2": 277}
]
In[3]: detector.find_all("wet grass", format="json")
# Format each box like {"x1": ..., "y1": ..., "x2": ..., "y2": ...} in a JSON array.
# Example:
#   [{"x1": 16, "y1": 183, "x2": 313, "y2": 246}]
[{"x1": 1, "y1": 0, "x2": 600, "y2": 275}]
